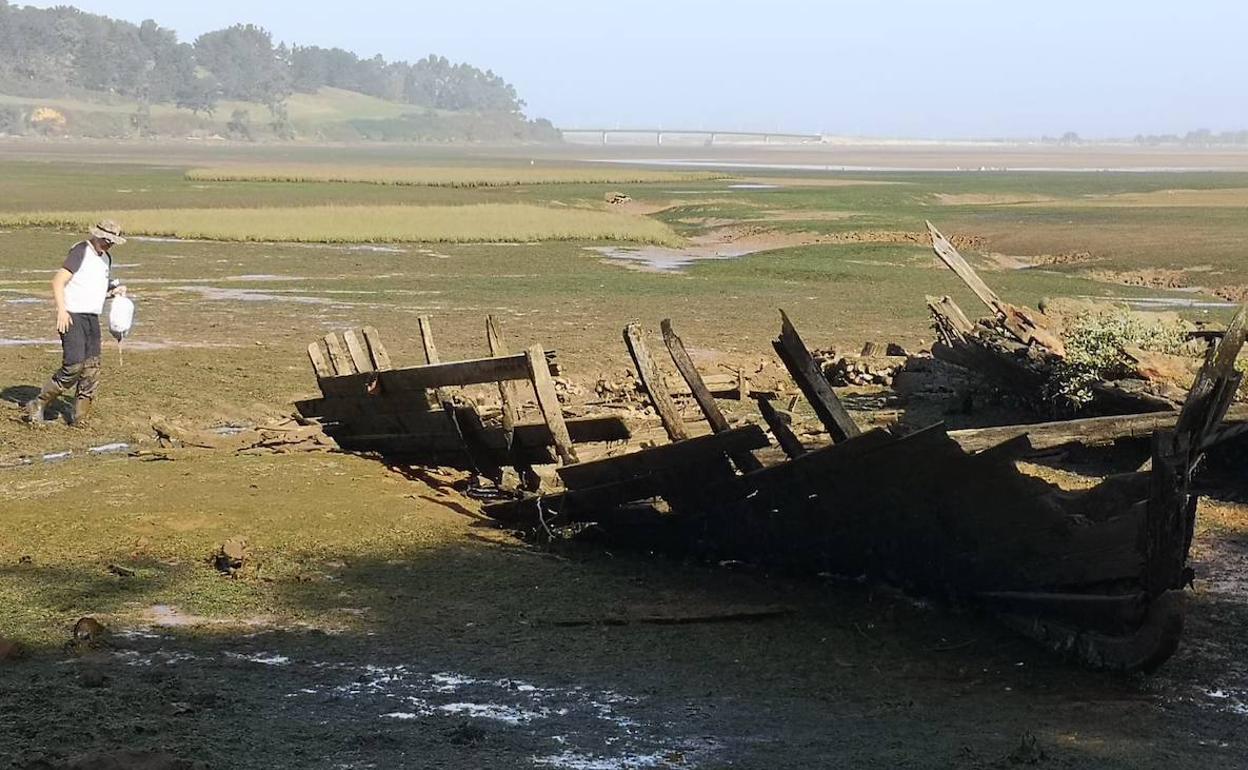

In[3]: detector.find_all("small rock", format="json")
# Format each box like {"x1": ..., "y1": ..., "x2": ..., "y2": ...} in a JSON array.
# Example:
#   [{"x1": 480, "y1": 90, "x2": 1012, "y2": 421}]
[
  {"x1": 72, "y1": 617, "x2": 107, "y2": 645},
  {"x1": 211, "y1": 537, "x2": 248, "y2": 576}
]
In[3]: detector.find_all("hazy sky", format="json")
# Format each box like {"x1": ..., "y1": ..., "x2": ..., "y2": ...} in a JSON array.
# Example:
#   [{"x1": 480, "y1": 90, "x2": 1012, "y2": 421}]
[{"x1": 22, "y1": 0, "x2": 1248, "y2": 138}]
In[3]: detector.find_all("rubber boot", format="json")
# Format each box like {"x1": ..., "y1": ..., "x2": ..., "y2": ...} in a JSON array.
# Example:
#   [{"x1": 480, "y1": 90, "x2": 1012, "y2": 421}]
[
  {"x1": 24, "y1": 381, "x2": 62, "y2": 424},
  {"x1": 71, "y1": 396, "x2": 94, "y2": 428}
]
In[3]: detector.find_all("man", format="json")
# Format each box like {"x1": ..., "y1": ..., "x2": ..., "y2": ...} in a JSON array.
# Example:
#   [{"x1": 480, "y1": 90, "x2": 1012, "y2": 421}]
[{"x1": 25, "y1": 220, "x2": 127, "y2": 426}]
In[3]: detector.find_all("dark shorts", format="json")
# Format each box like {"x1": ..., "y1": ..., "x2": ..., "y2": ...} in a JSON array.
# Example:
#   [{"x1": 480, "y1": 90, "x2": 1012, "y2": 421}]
[{"x1": 61, "y1": 312, "x2": 101, "y2": 366}]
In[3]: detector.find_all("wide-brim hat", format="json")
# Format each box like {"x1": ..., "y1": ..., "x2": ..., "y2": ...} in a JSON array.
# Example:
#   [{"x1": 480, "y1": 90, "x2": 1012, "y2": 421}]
[{"x1": 89, "y1": 220, "x2": 126, "y2": 245}]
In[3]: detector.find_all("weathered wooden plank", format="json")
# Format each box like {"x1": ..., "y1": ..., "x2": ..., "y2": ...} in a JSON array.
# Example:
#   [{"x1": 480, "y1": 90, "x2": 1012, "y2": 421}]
[
  {"x1": 417, "y1": 316, "x2": 440, "y2": 364},
  {"x1": 926, "y1": 221, "x2": 1002, "y2": 313},
  {"x1": 323, "y1": 333, "x2": 355, "y2": 376},
  {"x1": 343, "y1": 329, "x2": 374, "y2": 374},
  {"x1": 558, "y1": 424, "x2": 768, "y2": 490},
  {"x1": 773, "y1": 310, "x2": 860, "y2": 443},
  {"x1": 662, "y1": 319, "x2": 763, "y2": 472},
  {"x1": 307, "y1": 341, "x2": 333, "y2": 380},
  {"x1": 487, "y1": 315, "x2": 521, "y2": 435},
  {"x1": 316, "y1": 354, "x2": 532, "y2": 398},
  {"x1": 948, "y1": 405, "x2": 1248, "y2": 453},
  {"x1": 334, "y1": 431, "x2": 557, "y2": 466},
  {"x1": 361, "y1": 326, "x2": 393, "y2": 370},
  {"x1": 927, "y1": 295, "x2": 975, "y2": 342},
  {"x1": 526, "y1": 345, "x2": 578, "y2": 465},
  {"x1": 755, "y1": 397, "x2": 806, "y2": 458},
  {"x1": 624, "y1": 323, "x2": 689, "y2": 442}
]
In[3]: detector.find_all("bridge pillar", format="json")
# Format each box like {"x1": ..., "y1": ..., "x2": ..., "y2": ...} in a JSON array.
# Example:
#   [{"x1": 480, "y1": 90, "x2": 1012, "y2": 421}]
[{"x1": 601, "y1": 130, "x2": 608, "y2": 146}]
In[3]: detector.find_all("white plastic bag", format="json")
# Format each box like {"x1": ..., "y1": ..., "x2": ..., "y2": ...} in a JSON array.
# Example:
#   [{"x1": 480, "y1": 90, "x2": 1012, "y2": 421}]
[
  {"x1": 108, "y1": 295, "x2": 135, "y2": 366},
  {"x1": 109, "y1": 295, "x2": 135, "y2": 341}
]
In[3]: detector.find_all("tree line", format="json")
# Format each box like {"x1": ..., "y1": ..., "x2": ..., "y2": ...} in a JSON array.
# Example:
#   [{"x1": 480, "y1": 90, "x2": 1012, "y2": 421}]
[{"x1": 0, "y1": 2, "x2": 526, "y2": 117}]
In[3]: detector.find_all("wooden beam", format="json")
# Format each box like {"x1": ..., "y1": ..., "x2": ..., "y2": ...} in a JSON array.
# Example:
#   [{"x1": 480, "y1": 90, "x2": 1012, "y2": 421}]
[
  {"x1": 926, "y1": 221, "x2": 1002, "y2": 313},
  {"x1": 662, "y1": 318, "x2": 762, "y2": 472},
  {"x1": 316, "y1": 354, "x2": 532, "y2": 397},
  {"x1": 307, "y1": 341, "x2": 333, "y2": 380},
  {"x1": 361, "y1": 326, "x2": 393, "y2": 370},
  {"x1": 756, "y1": 397, "x2": 806, "y2": 458},
  {"x1": 343, "y1": 329, "x2": 374, "y2": 374},
  {"x1": 772, "y1": 310, "x2": 860, "y2": 442},
  {"x1": 558, "y1": 424, "x2": 768, "y2": 490},
  {"x1": 948, "y1": 405, "x2": 1248, "y2": 453},
  {"x1": 624, "y1": 323, "x2": 689, "y2": 442},
  {"x1": 526, "y1": 345, "x2": 578, "y2": 465},
  {"x1": 323, "y1": 333, "x2": 355, "y2": 376}
]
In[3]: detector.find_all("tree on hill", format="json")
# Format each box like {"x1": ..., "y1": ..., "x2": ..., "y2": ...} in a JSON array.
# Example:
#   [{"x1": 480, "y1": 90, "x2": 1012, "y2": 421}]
[
  {"x1": 0, "y1": 1, "x2": 545, "y2": 139},
  {"x1": 193, "y1": 24, "x2": 290, "y2": 107}
]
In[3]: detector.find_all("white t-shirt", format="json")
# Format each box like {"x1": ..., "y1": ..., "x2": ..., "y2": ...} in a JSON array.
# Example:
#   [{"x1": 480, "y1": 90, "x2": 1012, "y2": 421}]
[{"x1": 62, "y1": 240, "x2": 111, "y2": 314}]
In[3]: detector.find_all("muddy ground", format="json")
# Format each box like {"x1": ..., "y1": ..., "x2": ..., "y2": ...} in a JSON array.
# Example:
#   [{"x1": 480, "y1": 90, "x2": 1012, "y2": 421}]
[{"x1": 2, "y1": 145, "x2": 1248, "y2": 768}]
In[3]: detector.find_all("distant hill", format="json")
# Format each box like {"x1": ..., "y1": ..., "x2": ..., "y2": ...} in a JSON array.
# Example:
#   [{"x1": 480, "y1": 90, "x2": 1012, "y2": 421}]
[{"x1": 0, "y1": 2, "x2": 558, "y2": 142}]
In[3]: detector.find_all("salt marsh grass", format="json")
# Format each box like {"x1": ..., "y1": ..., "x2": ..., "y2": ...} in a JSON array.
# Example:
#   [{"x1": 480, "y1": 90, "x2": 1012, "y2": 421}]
[
  {"x1": 185, "y1": 165, "x2": 726, "y2": 188},
  {"x1": 0, "y1": 203, "x2": 682, "y2": 245}
]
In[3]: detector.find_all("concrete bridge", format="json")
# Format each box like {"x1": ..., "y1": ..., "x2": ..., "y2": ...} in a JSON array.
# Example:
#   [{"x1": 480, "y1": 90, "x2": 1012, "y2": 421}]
[{"x1": 561, "y1": 128, "x2": 823, "y2": 146}]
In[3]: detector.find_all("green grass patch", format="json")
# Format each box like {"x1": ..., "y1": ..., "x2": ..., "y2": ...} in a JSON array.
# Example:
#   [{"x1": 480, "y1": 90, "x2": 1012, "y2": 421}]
[
  {"x1": 186, "y1": 165, "x2": 728, "y2": 188},
  {"x1": 0, "y1": 203, "x2": 683, "y2": 245}
]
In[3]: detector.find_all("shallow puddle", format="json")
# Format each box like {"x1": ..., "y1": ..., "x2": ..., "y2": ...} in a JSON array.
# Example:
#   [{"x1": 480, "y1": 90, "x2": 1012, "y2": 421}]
[{"x1": 586, "y1": 245, "x2": 755, "y2": 273}]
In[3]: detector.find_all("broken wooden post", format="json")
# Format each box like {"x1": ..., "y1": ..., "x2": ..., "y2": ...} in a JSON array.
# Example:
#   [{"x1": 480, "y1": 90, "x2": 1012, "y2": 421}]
[
  {"x1": 488, "y1": 315, "x2": 540, "y2": 490},
  {"x1": 416, "y1": 315, "x2": 450, "y2": 407},
  {"x1": 624, "y1": 322, "x2": 690, "y2": 442},
  {"x1": 486, "y1": 315, "x2": 520, "y2": 434},
  {"x1": 307, "y1": 340, "x2": 333, "y2": 379},
  {"x1": 1177, "y1": 303, "x2": 1248, "y2": 444},
  {"x1": 772, "y1": 310, "x2": 860, "y2": 443},
  {"x1": 361, "y1": 326, "x2": 392, "y2": 370},
  {"x1": 756, "y1": 397, "x2": 805, "y2": 459},
  {"x1": 927, "y1": 222, "x2": 1066, "y2": 355},
  {"x1": 526, "y1": 344, "x2": 578, "y2": 465},
  {"x1": 926, "y1": 295, "x2": 975, "y2": 343},
  {"x1": 417, "y1": 316, "x2": 439, "y2": 365},
  {"x1": 926, "y1": 220, "x2": 1002, "y2": 314},
  {"x1": 661, "y1": 319, "x2": 763, "y2": 472},
  {"x1": 323, "y1": 333, "x2": 355, "y2": 376}
]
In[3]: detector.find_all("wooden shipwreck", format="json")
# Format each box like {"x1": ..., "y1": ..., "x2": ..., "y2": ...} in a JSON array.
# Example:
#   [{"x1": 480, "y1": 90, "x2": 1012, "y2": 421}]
[
  {"x1": 481, "y1": 306, "x2": 1247, "y2": 672},
  {"x1": 291, "y1": 297, "x2": 1246, "y2": 673}
]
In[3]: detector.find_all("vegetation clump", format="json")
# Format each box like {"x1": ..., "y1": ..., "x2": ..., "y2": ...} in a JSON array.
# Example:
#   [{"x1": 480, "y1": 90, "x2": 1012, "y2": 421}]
[
  {"x1": 185, "y1": 166, "x2": 725, "y2": 188},
  {"x1": 1046, "y1": 306, "x2": 1187, "y2": 408},
  {"x1": 0, "y1": 204, "x2": 683, "y2": 246}
]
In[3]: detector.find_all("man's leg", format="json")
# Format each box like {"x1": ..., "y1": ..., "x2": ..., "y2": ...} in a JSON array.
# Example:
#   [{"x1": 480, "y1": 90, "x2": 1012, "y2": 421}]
[
  {"x1": 72, "y1": 315, "x2": 102, "y2": 426},
  {"x1": 26, "y1": 313, "x2": 88, "y2": 423}
]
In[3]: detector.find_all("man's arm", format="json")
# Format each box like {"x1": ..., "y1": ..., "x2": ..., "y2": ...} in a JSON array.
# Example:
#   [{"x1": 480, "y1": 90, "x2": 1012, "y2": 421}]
[{"x1": 52, "y1": 268, "x2": 73, "y2": 333}]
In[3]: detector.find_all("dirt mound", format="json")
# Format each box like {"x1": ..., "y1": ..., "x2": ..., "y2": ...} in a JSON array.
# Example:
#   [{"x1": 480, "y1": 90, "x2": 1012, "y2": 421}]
[{"x1": 1087, "y1": 268, "x2": 1191, "y2": 290}]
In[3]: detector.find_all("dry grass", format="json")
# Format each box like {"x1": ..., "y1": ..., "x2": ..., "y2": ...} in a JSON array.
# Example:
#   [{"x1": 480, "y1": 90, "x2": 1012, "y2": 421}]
[
  {"x1": 185, "y1": 165, "x2": 727, "y2": 188},
  {"x1": 0, "y1": 204, "x2": 682, "y2": 245}
]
